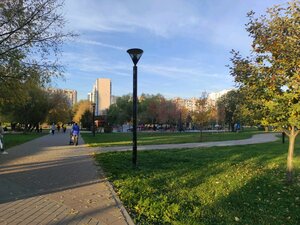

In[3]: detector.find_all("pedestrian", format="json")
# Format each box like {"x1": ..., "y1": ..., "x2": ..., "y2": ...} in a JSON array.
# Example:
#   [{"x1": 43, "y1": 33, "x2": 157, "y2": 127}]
[
  {"x1": 51, "y1": 123, "x2": 55, "y2": 135},
  {"x1": 62, "y1": 124, "x2": 67, "y2": 133},
  {"x1": 0, "y1": 122, "x2": 8, "y2": 154},
  {"x1": 236, "y1": 122, "x2": 241, "y2": 133},
  {"x1": 71, "y1": 123, "x2": 80, "y2": 145},
  {"x1": 57, "y1": 124, "x2": 61, "y2": 132}
]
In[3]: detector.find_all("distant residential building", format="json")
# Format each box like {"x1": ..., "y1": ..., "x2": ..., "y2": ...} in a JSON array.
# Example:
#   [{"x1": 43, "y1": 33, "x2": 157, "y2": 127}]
[
  {"x1": 208, "y1": 89, "x2": 231, "y2": 105},
  {"x1": 47, "y1": 88, "x2": 77, "y2": 106},
  {"x1": 172, "y1": 90, "x2": 231, "y2": 112},
  {"x1": 90, "y1": 78, "x2": 111, "y2": 116},
  {"x1": 173, "y1": 97, "x2": 198, "y2": 112}
]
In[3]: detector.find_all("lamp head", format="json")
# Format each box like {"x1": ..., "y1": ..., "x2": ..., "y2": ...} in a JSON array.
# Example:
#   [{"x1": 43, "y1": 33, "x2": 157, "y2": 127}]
[{"x1": 127, "y1": 48, "x2": 143, "y2": 65}]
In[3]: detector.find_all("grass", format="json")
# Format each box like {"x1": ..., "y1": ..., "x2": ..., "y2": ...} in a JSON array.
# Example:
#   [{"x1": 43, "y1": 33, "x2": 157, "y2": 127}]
[
  {"x1": 3, "y1": 132, "x2": 46, "y2": 150},
  {"x1": 82, "y1": 130, "x2": 262, "y2": 147},
  {"x1": 95, "y1": 139, "x2": 300, "y2": 225}
]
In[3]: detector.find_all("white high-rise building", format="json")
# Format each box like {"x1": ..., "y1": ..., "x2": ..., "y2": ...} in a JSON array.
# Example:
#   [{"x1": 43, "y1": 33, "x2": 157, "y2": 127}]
[
  {"x1": 208, "y1": 89, "x2": 231, "y2": 105},
  {"x1": 90, "y1": 78, "x2": 111, "y2": 116}
]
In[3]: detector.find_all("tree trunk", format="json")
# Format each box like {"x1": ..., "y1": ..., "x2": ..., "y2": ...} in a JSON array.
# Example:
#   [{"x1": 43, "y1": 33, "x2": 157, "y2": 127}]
[
  {"x1": 200, "y1": 126, "x2": 203, "y2": 142},
  {"x1": 286, "y1": 127, "x2": 297, "y2": 183}
]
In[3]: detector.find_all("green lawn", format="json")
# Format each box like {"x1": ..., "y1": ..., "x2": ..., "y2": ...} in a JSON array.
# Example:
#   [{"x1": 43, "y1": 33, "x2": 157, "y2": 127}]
[
  {"x1": 95, "y1": 140, "x2": 300, "y2": 225},
  {"x1": 82, "y1": 130, "x2": 262, "y2": 147},
  {"x1": 4, "y1": 133, "x2": 46, "y2": 150}
]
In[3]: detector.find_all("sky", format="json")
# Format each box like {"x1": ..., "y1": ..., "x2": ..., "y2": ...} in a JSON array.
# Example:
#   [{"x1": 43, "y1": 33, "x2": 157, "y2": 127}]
[{"x1": 54, "y1": 0, "x2": 289, "y2": 100}]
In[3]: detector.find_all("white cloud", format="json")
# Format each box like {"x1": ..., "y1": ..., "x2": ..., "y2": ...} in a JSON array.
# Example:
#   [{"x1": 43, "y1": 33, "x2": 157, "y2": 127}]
[
  {"x1": 62, "y1": 49, "x2": 229, "y2": 83},
  {"x1": 60, "y1": 50, "x2": 234, "y2": 99},
  {"x1": 61, "y1": 51, "x2": 130, "y2": 76},
  {"x1": 141, "y1": 64, "x2": 215, "y2": 80},
  {"x1": 141, "y1": 54, "x2": 228, "y2": 81},
  {"x1": 64, "y1": 0, "x2": 203, "y2": 38},
  {"x1": 62, "y1": 0, "x2": 253, "y2": 58},
  {"x1": 76, "y1": 39, "x2": 126, "y2": 51},
  {"x1": 59, "y1": 0, "x2": 290, "y2": 100},
  {"x1": 64, "y1": 0, "x2": 291, "y2": 52}
]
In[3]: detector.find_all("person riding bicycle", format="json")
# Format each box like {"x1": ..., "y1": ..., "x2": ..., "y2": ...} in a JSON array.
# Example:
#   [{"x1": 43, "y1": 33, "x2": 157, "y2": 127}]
[{"x1": 71, "y1": 123, "x2": 80, "y2": 145}]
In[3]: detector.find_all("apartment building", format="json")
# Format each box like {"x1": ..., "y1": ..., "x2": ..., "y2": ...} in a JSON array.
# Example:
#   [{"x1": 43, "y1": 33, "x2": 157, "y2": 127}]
[
  {"x1": 173, "y1": 90, "x2": 230, "y2": 112},
  {"x1": 89, "y1": 78, "x2": 111, "y2": 116},
  {"x1": 173, "y1": 97, "x2": 198, "y2": 112},
  {"x1": 207, "y1": 89, "x2": 230, "y2": 106},
  {"x1": 47, "y1": 88, "x2": 77, "y2": 106}
]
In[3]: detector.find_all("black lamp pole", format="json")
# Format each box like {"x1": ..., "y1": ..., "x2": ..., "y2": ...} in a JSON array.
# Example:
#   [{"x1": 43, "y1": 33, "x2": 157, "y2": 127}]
[
  {"x1": 92, "y1": 103, "x2": 96, "y2": 137},
  {"x1": 127, "y1": 48, "x2": 143, "y2": 166}
]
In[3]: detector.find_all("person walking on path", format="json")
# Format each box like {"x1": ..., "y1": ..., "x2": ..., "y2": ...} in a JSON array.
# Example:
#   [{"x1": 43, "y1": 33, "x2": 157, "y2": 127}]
[
  {"x1": 0, "y1": 122, "x2": 7, "y2": 154},
  {"x1": 62, "y1": 123, "x2": 67, "y2": 133},
  {"x1": 51, "y1": 122, "x2": 55, "y2": 135},
  {"x1": 57, "y1": 124, "x2": 61, "y2": 132},
  {"x1": 71, "y1": 123, "x2": 80, "y2": 145}
]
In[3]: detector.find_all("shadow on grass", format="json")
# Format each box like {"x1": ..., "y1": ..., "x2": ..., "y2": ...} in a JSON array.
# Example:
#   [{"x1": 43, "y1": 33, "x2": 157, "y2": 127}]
[
  {"x1": 95, "y1": 140, "x2": 300, "y2": 224},
  {"x1": 82, "y1": 131, "x2": 259, "y2": 147}
]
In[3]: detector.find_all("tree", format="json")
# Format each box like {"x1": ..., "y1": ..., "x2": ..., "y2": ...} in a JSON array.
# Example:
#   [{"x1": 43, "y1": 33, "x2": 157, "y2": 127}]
[
  {"x1": 139, "y1": 94, "x2": 160, "y2": 125},
  {"x1": 107, "y1": 104, "x2": 122, "y2": 126},
  {"x1": 107, "y1": 94, "x2": 182, "y2": 131},
  {"x1": 2, "y1": 82, "x2": 50, "y2": 131},
  {"x1": 208, "y1": 104, "x2": 218, "y2": 127},
  {"x1": 192, "y1": 92, "x2": 211, "y2": 140},
  {"x1": 0, "y1": 0, "x2": 74, "y2": 109},
  {"x1": 0, "y1": 66, "x2": 45, "y2": 108},
  {"x1": 216, "y1": 90, "x2": 244, "y2": 132},
  {"x1": 138, "y1": 94, "x2": 181, "y2": 129},
  {"x1": 167, "y1": 100, "x2": 183, "y2": 130},
  {"x1": 72, "y1": 100, "x2": 92, "y2": 123},
  {"x1": 107, "y1": 95, "x2": 132, "y2": 126},
  {"x1": 47, "y1": 90, "x2": 72, "y2": 124},
  {"x1": 193, "y1": 92, "x2": 210, "y2": 127},
  {"x1": 229, "y1": 0, "x2": 300, "y2": 182},
  {"x1": 80, "y1": 110, "x2": 92, "y2": 130}
]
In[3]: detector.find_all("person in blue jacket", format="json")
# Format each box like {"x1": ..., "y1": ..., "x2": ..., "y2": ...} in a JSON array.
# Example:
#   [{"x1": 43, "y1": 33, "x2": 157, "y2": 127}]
[{"x1": 70, "y1": 123, "x2": 80, "y2": 145}]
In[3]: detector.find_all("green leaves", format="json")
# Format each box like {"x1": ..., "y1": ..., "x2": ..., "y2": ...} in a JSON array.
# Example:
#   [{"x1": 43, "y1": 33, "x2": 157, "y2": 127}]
[
  {"x1": 230, "y1": 0, "x2": 300, "y2": 130},
  {"x1": 0, "y1": 0, "x2": 75, "y2": 113}
]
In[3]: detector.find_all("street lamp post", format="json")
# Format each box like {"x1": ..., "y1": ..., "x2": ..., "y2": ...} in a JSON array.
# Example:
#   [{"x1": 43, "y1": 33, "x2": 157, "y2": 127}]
[
  {"x1": 92, "y1": 103, "x2": 96, "y2": 137},
  {"x1": 127, "y1": 48, "x2": 143, "y2": 166}
]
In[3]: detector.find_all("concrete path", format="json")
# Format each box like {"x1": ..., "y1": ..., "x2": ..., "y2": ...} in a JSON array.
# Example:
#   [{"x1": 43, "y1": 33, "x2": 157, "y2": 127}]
[
  {"x1": 0, "y1": 131, "x2": 134, "y2": 225},
  {"x1": 96, "y1": 133, "x2": 279, "y2": 152}
]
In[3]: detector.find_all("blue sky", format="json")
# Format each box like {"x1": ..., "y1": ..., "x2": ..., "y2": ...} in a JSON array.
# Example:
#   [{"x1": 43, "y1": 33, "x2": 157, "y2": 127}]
[{"x1": 54, "y1": 0, "x2": 288, "y2": 100}]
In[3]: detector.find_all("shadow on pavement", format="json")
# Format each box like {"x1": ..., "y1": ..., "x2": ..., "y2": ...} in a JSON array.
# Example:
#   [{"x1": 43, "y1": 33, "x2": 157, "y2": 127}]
[
  {"x1": 0, "y1": 155, "x2": 101, "y2": 203},
  {"x1": 0, "y1": 132, "x2": 99, "y2": 203}
]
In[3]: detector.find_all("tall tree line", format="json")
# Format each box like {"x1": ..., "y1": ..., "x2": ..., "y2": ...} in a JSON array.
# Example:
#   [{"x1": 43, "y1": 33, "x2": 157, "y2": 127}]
[
  {"x1": 107, "y1": 93, "x2": 222, "y2": 131},
  {"x1": 0, "y1": 0, "x2": 75, "y2": 128}
]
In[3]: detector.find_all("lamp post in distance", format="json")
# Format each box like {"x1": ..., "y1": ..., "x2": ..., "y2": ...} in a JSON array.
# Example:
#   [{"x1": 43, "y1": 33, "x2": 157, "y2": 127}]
[
  {"x1": 92, "y1": 103, "x2": 96, "y2": 137},
  {"x1": 127, "y1": 48, "x2": 143, "y2": 167}
]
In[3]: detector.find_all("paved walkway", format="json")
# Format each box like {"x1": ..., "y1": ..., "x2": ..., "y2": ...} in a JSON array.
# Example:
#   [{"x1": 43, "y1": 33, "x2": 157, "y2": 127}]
[
  {"x1": 96, "y1": 133, "x2": 279, "y2": 152},
  {"x1": 0, "y1": 132, "x2": 279, "y2": 225},
  {"x1": 0, "y1": 131, "x2": 134, "y2": 225}
]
